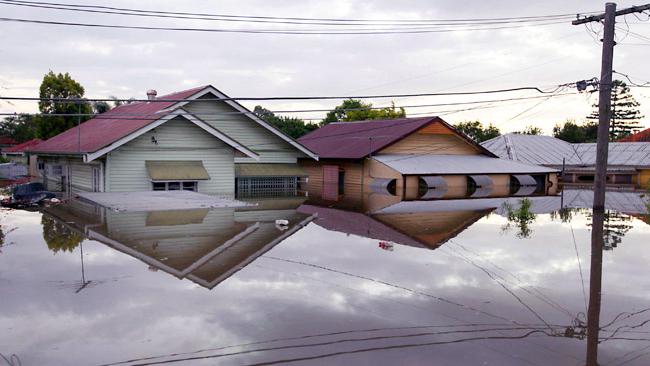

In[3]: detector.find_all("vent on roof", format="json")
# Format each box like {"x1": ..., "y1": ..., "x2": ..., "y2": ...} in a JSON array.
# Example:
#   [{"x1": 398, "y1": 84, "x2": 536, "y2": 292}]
[{"x1": 146, "y1": 89, "x2": 157, "y2": 101}]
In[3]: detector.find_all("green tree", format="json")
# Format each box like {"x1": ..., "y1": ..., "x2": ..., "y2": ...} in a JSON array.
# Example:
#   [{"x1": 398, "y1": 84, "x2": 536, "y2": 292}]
[
  {"x1": 0, "y1": 114, "x2": 37, "y2": 142},
  {"x1": 501, "y1": 198, "x2": 537, "y2": 239},
  {"x1": 587, "y1": 80, "x2": 643, "y2": 140},
  {"x1": 41, "y1": 215, "x2": 84, "y2": 254},
  {"x1": 553, "y1": 119, "x2": 598, "y2": 143},
  {"x1": 516, "y1": 125, "x2": 543, "y2": 135},
  {"x1": 253, "y1": 106, "x2": 318, "y2": 139},
  {"x1": 92, "y1": 101, "x2": 112, "y2": 114},
  {"x1": 35, "y1": 71, "x2": 92, "y2": 139},
  {"x1": 453, "y1": 120, "x2": 501, "y2": 142},
  {"x1": 321, "y1": 99, "x2": 405, "y2": 125}
]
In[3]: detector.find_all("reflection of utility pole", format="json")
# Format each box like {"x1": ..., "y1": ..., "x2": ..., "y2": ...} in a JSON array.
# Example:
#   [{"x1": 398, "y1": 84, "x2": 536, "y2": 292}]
[
  {"x1": 75, "y1": 242, "x2": 91, "y2": 293},
  {"x1": 585, "y1": 209, "x2": 604, "y2": 365}
]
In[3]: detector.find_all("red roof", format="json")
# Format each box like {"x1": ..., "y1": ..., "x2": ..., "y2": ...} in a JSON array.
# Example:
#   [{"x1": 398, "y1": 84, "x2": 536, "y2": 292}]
[
  {"x1": 619, "y1": 128, "x2": 650, "y2": 142},
  {"x1": 4, "y1": 138, "x2": 43, "y2": 153},
  {"x1": 297, "y1": 116, "x2": 493, "y2": 159},
  {"x1": 0, "y1": 136, "x2": 18, "y2": 145},
  {"x1": 28, "y1": 86, "x2": 207, "y2": 154}
]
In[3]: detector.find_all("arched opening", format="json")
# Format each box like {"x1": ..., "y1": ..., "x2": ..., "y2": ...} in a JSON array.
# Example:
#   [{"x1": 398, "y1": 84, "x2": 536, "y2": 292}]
[
  {"x1": 370, "y1": 178, "x2": 397, "y2": 196},
  {"x1": 418, "y1": 176, "x2": 448, "y2": 199}
]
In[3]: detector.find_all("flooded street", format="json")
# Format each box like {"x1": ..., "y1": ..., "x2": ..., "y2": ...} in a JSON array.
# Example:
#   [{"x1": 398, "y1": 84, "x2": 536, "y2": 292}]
[{"x1": 1, "y1": 189, "x2": 650, "y2": 365}]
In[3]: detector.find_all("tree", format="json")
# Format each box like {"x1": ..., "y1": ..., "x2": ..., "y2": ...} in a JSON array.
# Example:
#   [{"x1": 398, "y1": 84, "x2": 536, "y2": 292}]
[
  {"x1": 587, "y1": 80, "x2": 643, "y2": 140},
  {"x1": 553, "y1": 119, "x2": 599, "y2": 143},
  {"x1": 453, "y1": 120, "x2": 501, "y2": 142},
  {"x1": 501, "y1": 198, "x2": 536, "y2": 239},
  {"x1": 515, "y1": 125, "x2": 543, "y2": 135},
  {"x1": 586, "y1": 210, "x2": 633, "y2": 250},
  {"x1": 92, "y1": 101, "x2": 112, "y2": 114},
  {"x1": 41, "y1": 215, "x2": 84, "y2": 254},
  {"x1": 253, "y1": 106, "x2": 318, "y2": 139},
  {"x1": 0, "y1": 114, "x2": 37, "y2": 142},
  {"x1": 321, "y1": 99, "x2": 405, "y2": 125},
  {"x1": 35, "y1": 71, "x2": 92, "y2": 139}
]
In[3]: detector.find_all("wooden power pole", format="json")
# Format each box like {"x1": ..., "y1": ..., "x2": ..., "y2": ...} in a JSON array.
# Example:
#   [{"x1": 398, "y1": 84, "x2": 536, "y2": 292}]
[{"x1": 572, "y1": 4, "x2": 650, "y2": 365}]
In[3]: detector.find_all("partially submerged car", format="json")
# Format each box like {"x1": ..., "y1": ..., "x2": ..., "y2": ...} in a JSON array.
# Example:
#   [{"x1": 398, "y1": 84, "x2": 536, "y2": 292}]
[{"x1": 1, "y1": 182, "x2": 56, "y2": 208}]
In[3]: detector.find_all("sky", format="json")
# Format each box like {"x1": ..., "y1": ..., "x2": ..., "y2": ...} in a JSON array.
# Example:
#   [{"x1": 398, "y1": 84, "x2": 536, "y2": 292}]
[{"x1": 0, "y1": 0, "x2": 649, "y2": 134}]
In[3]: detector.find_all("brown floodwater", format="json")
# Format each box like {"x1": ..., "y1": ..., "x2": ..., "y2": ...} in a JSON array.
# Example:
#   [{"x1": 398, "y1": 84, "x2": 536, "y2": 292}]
[{"x1": 0, "y1": 188, "x2": 649, "y2": 365}]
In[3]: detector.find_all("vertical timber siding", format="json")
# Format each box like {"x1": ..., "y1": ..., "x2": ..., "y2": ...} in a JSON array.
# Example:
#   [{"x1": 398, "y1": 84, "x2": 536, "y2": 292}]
[
  {"x1": 107, "y1": 117, "x2": 235, "y2": 193},
  {"x1": 184, "y1": 94, "x2": 305, "y2": 163}
]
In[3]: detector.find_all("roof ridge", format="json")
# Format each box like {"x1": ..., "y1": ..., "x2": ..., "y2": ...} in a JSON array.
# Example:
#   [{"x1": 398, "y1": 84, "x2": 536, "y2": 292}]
[{"x1": 328, "y1": 116, "x2": 433, "y2": 125}]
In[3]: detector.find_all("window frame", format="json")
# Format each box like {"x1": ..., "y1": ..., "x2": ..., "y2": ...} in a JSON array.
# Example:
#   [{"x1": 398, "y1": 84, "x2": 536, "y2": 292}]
[{"x1": 151, "y1": 181, "x2": 198, "y2": 192}]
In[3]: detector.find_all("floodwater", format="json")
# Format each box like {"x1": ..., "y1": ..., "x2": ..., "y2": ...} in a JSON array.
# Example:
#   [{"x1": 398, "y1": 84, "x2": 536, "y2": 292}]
[{"x1": 1, "y1": 188, "x2": 649, "y2": 365}]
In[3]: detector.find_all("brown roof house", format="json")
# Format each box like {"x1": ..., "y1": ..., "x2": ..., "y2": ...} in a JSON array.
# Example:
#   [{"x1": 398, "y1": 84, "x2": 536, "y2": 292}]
[{"x1": 298, "y1": 117, "x2": 558, "y2": 201}]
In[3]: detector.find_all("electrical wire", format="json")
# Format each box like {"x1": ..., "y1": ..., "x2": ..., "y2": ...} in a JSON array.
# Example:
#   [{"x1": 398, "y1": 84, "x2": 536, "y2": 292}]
[
  {"x1": 0, "y1": 17, "x2": 571, "y2": 35},
  {"x1": 0, "y1": 0, "x2": 586, "y2": 28},
  {"x1": 0, "y1": 0, "x2": 598, "y2": 24},
  {"x1": 0, "y1": 85, "x2": 571, "y2": 103}
]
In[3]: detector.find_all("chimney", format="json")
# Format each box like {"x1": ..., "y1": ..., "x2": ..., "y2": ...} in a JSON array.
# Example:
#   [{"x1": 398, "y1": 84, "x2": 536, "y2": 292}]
[{"x1": 146, "y1": 89, "x2": 157, "y2": 101}]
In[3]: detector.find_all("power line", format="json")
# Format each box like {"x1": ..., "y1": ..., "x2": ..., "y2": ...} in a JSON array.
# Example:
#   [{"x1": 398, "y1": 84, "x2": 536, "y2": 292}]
[
  {"x1": 0, "y1": 0, "x2": 598, "y2": 24},
  {"x1": 0, "y1": 85, "x2": 568, "y2": 103},
  {"x1": 0, "y1": 0, "x2": 586, "y2": 28},
  {"x1": 0, "y1": 16, "x2": 571, "y2": 35},
  {"x1": 0, "y1": 92, "x2": 580, "y2": 117}
]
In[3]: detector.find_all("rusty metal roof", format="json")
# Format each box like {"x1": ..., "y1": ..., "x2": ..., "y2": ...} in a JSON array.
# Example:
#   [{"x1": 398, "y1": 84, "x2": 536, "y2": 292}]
[{"x1": 297, "y1": 117, "x2": 442, "y2": 159}]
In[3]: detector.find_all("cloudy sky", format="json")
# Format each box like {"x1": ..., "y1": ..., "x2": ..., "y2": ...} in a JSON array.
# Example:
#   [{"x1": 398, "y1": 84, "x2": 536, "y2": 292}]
[{"x1": 0, "y1": 0, "x2": 649, "y2": 134}]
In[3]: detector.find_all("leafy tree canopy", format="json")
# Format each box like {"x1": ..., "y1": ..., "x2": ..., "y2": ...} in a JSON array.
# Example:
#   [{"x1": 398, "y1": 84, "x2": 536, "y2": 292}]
[
  {"x1": 514, "y1": 125, "x2": 543, "y2": 135},
  {"x1": 0, "y1": 114, "x2": 37, "y2": 142},
  {"x1": 41, "y1": 215, "x2": 84, "y2": 254},
  {"x1": 35, "y1": 71, "x2": 93, "y2": 139},
  {"x1": 453, "y1": 120, "x2": 501, "y2": 142},
  {"x1": 553, "y1": 119, "x2": 598, "y2": 143},
  {"x1": 253, "y1": 106, "x2": 318, "y2": 139},
  {"x1": 587, "y1": 80, "x2": 644, "y2": 141},
  {"x1": 321, "y1": 99, "x2": 405, "y2": 125}
]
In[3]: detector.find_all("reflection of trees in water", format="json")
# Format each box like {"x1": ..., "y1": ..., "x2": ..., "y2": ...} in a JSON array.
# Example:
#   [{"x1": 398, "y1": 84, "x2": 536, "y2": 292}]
[
  {"x1": 550, "y1": 207, "x2": 576, "y2": 223},
  {"x1": 41, "y1": 215, "x2": 84, "y2": 253},
  {"x1": 501, "y1": 198, "x2": 536, "y2": 239},
  {"x1": 586, "y1": 210, "x2": 633, "y2": 250}
]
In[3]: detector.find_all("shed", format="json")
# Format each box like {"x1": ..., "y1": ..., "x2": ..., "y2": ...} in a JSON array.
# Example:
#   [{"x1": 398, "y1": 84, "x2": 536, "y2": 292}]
[{"x1": 299, "y1": 117, "x2": 558, "y2": 200}]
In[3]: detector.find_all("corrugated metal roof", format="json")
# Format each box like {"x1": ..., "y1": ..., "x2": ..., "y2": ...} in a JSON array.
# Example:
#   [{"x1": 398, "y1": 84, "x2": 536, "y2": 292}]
[
  {"x1": 3, "y1": 138, "x2": 43, "y2": 153},
  {"x1": 481, "y1": 133, "x2": 650, "y2": 168},
  {"x1": 619, "y1": 128, "x2": 650, "y2": 142},
  {"x1": 373, "y1": 154, "x2": 557, "y2": 175},
  {"x1": 297, "y1": 116, "x2": 494, "y2": 159},
  {"x1": 297, "y1": 117, "x2": 436, "y2": 159},
  {"x1": 28, "y1": 86, "x2": 207, "y2": 154}
]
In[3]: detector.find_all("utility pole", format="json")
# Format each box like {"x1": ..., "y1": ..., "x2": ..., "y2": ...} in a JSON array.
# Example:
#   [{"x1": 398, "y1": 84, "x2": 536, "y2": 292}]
[{"x1": 572, "y1": 4, "x2": 650, "y2": 365}]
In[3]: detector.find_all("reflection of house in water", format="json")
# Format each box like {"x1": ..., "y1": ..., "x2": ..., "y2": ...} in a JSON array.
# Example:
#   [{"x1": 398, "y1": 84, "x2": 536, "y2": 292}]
[
  {"x1": 301, "y1": 185, "x2": 649, "y2": 250},
  {"x1": 299, "y1": 204, "x2": 490, "y2": 250},
  {"x1": 43, "y1": 197, "x2": 315, "y2": 289}
]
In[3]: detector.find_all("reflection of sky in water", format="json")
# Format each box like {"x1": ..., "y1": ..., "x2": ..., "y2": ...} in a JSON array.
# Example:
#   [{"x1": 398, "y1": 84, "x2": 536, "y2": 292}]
[{"x1": 1, "y1": 204, "x2": 650, "y2": 365}]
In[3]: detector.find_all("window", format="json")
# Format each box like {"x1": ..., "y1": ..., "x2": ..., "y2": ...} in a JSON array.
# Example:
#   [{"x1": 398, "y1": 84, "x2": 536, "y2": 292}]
[
  {"x1": 151, "y1": 181, "x2": 197, "y2": 192},
  {"x1": 182, "y1": 182, "x2": 197, "y2": 191},
  {"x1": 236, "y1": 177, "x2": 298, "y2": 198},
  {"x1": 49, "y1": 164, "x2": 63, "y2": 176},
  {"x1": 37, "y1": 162, "x2": 45, "y2": 171}
]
